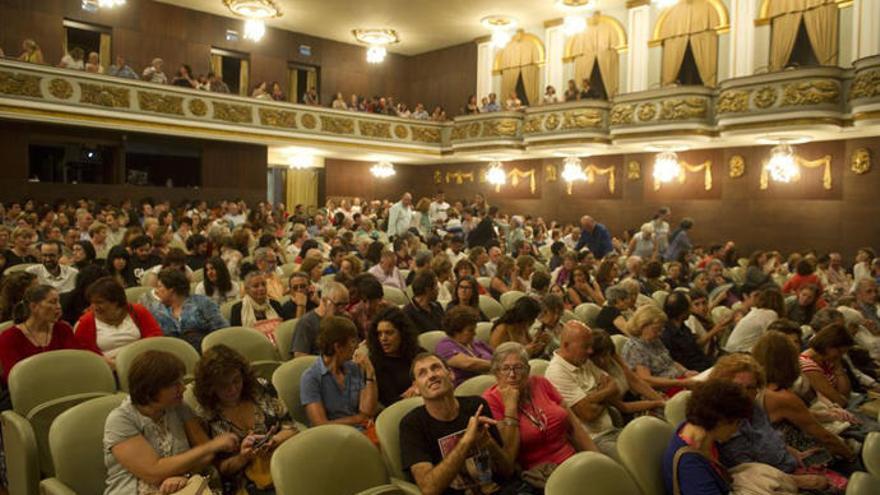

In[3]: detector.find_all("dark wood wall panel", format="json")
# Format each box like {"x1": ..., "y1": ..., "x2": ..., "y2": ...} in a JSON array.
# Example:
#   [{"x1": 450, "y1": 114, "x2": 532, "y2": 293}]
[{"x1": 324, "y1": 137, "x2": 880, "y2": 258}]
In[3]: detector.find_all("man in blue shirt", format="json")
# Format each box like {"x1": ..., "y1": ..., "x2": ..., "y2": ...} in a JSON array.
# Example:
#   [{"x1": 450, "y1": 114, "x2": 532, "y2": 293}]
[
  {"x1": 574, "y1": 215, "x2": 613, "y2": 258},
  {"x1": 484, "y1": 93, "x2": 501, "y2": 112}
]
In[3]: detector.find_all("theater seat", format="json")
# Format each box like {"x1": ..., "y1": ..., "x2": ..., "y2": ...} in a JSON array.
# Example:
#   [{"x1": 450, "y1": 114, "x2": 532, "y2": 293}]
[
  {"x1": 454, "y1": 375, "x2": 496, "y2": 397},
  {"x1": 500, "y1": 290, "x2": 525, "y2": 310},
  {"x1": 280, "y1": 262, "x2": 299, "y2": 279},
  {"x1": 865, "y1": 431, "x2": 880, "y2": 477},
  {"x1": 574, "y1": 303, "x2": 602, "y2": 327},
  {"x1": 560, "y1": 309, "x2": 578, "y2": 323},
  {"x1": 711, "y1": 306, "x2": 732, "y2": 325},
  {"x1": 611, "y1": 335, "x2": 629, "y2": 355},
  {"x1": 375, "y1": 397, "x2": 424, "y2": 480},
  {"x1": 275, "y1": 318, "x2": 299, "y2": 361},
  {"x1": 383, "y1": 286, "x2": 409, "y2": 306},
  {"x1": 417, "y1": 331, "x2": 447, "y2": 354},
  {"x1": 271, "y1": 424, "x2": 399, "y2": 495},
  {"x1": 1, "y1": 350, "x2": 115, "y2": 495},
  {"x1": 39, "y1": 394, "x2": 126, "y2": 495},
  {"x1": 664, "y1": 390, "x2": 691, "y2": 426},
  {"x1": 0, "y1": 319, "x2": 13, "y2": 333},
  {"x1": 190, "y1": 268, "x2": 204, "y2": 283},
  {"x1": 618, "y1": 416, "x2": 675, "y2": 495},
  {"x1": 123, "y1": 286, "x2": 151, "y2": 305},
  {"x1": 115, "y1": 336, "x2": 201, "y2": 392},
  {"x1": 475, "y1": 321, "x2": 492, "y2": 343},
  {"x1": 545, "y1": 451, "x2": 640, "y2": 495},
  {"x1": 220, "y1": 299, "x2": 240, "y2": 322},
  {"x1": 476, "y1": 277, "x2": 491, "y2": 289},
  {"x1": 479, "y1": 295, "x2": 505, "y2": 320},
  {"x1": 652, "y1": 290, "x2": 669, "y2": 308},
  {"x1": 202, "y1": 326, "x2": 281, "y2": 380},
  {"x1": 272, "y1": 356, "x2": 318, "y2": 426},
  {"x1": 847, "y1": 472, "x2": 880, "y2": 495},
  {"x1": 3, "y1": 263, "x2": 36, "y2": 276},
  {"x1": 528, "y1": 359, "x2": 549, "y2": 376}
]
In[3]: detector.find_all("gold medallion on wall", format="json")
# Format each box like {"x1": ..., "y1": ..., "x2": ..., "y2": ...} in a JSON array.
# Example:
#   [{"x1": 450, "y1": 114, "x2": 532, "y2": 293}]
[
  {"x1": 300, "y1": 113, "x2": 317, "y2": 129},
  {"x1": 728, "y1": 155, "x2": 745, "y2": 178},
  {"x1": 189, "y1": 99, "x2": 209, "y2": 117},
  {"x1": 48, "y1": 78, "x2": 73, "y2": 100},
  {"x1": 753, "y1": 86, "x2": 778, "y2": 109},
  {"x1": 627, "y1": 161, "x2": 641, "y2": 180},
  {"x1": 393, "y1": 124, "x2": 409, "y2": 140},
  {"x1": 851, "y1": 148, "x2": 871, "y2": 175}
]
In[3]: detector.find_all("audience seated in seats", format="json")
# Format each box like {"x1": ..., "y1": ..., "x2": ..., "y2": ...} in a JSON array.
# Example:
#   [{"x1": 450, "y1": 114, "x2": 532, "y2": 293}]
[
  {"x1": 751, "y1": 331, "x2": 859, "y2": 469},
  {"x1": 622, "y1": 305, "x2": 698, "y2": 394},
  {"x1": 542, "y1": 85, "x2": 558, "y2": 104},
  {"x1": 545, "y1": 321, "x2": 623, "y2": 461},
  {"x1": 58, "y1": 46, "x2": 85, "y2": 70},
  {"x1": 252, "y1": 247, "x2": 285, "y2": 300},
  {"x1": 564, "y1": 79, "x2": 579, "y2": 101},
  {"x1": 142, "y1": 248, "x2": 193, "y2": 288},
  {"x1": 228, "y1": 268, "x2": 288, "y2": 340},
  {"x1": 483, "y1": 92, "x2": 501, "y2": 112},
  {"x1": 628, "y1": 223, "x2": 658, "y2": 260},
  {"x1": 18, "y1": 38, "x2": 45, "y2": 64},
  {"x1": 303, "y1": 87, "x2": 319, "y2": 106},
  {"x1": 103, "y1": 350, "x2": 238, "y2": 495},
  {"x1": 61, "y1": 263, "x2": 109, "y2": 325},
  {"x1": 399, "y1": 353, "x2": 515, "y2": 494},
  {"x1": 786, "y1": 283, "x2": 822, "y2": 326},
  {"x1": 0, "y1": 271, "x2": 37, "y2": 322},
  {"x1": 662, "y1": 380, "x2": 755, "y2": 495},
  {"x1": 404, "y1": 271, "x2": 445, "y2": 333},
  {"x1": 504, "y1": 92, "x2": 523, "y2": 111},
  {"x1": 595, "y1": 285, "x2": 633, "y2": 336},
  {"x1": 108, "y1": 56, "x2": 139, "y2": 79},
  {"x1": 852, "y1": 278, "x2": 880, "y2": 331},
  {"x1": 74, "y1": 276, "x2": 162, "y2": 367},
  {"x1": 0, "y1": 285, "x2": 82, "y2": 383},
  {"x1": 84, "y1": 51, "x2": 102, "y2": 73},
  {"x1": 270, "y1": 81, "x2": 285, "y2": 102},
  {"x1": 489, "y1": 296, "x2": 544, "y2": 356},
  {"x1": 128, "y1": 235, "x2": 162, "y2": 285},
  {"x1": 194, "y1": 256, "x2": 240, "y2": 305},
  {"x1": 783, "y1": 259, "x2": 823, "y2": 295},
  {"x1": 367, "y1": 306, "x2": 424, "y2": 406},
  {"x1": 145, "y1": 268, "x2": 228, "y2": 350},
  {"x1": 192, "y1": 345, "x2": 298, "y2": 493},
  {"x1": 2, "y1": 226, "x2": 37, "y2": 272},
  {"x1": 71, "y1": 240, "x2": 97, "y2": 270},
  {"x1": 206, "y1": 72, "x2": 229, "y2": 93},
  {"x1": 142, "y1": 58, "x2": 168, "y2": 84},
  {"x1": 445, "y1": 275, "x2": 488, "y2": 321},
  {"x1": 26, "y1": 241, "x2": 78, "y2": 294},
  {"x1": 291, "y1": 281, "x2": 349, "y2": 357},
  {"x1": 281, "y1": 271, "x2": 319, "y2": 321},
  {"x1": 331, "y1": 92, "x2": 347, "y2": 110},
  {"x1": 252, "y1": 81, "x2": 271, "y2": 100},
  {"x1": 798, "y1": 323, "x2": 855, "y2": 409},
  {"x1": 432, "y1": 256, "x2": 455, "y2": 306},
  {"x1": 710, "y1": 354, "x2": 833, "y2": 491},
  {"x1": 483, "y1": 341, "x2": 598, "y2": 472},
  {"x1": 489, "y1": 255, "x2": 523, "y2": 300},
  {"x1": 436, "y1": 305, "x2": 492, "y2": 386},
  {"x1": 528, "y1": 294, "x2": 565, "y2": 359},
  {"x1": 171, "y1": 64, "x2": 197, "y2": 88},
  {"x1": 662, "y1": 291, "x2": 715, "y2": 372},
  {"x1": 465, "y1": 94, "x2": 480, "y2": 114},
  {"x1": 684, "y1": 288, "x2": 733, "y2": 356},
  {"x1": 368, "y1": 248, "x2": 406, "y2": 290},
  {"x1": 300, "y1": 316, "x2": 377, "y2": 429},
  {"x1": 346, "y1": 274, "x2": 390, "y2": 340},
  {"x1": 589, "y1": 329, "x2": 666, "y2": 419},
  {"x1": 567, "y1": 264, "x2": 605, "y2": 307},
  {"x1": 724, "y1": 287, "x2": 785, "y2": 353}
]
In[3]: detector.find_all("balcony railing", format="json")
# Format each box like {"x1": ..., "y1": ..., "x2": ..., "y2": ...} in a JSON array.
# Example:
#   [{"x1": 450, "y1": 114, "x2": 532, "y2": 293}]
[{"x1": 1, "y1": 57, "x2": 878, "y2": 158}]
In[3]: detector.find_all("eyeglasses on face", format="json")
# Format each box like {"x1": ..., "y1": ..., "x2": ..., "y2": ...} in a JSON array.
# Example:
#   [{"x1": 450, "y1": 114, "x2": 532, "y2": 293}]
[{"x1": 499, "y1": 365, "x2": 528, "y2": 375}]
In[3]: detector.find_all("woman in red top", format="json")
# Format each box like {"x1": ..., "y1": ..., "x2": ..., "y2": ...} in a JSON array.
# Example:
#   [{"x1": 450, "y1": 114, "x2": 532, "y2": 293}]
[
  {"x1": 482, "y1": 342, "x2": 597, "y2": 472},
  {"x1": 74, "y1": 276, "x2": 162, "y2": 369},
  {"x1": 0, "y1": 285, "x2": 82, "y2": 383},
  {"x1": 783, "y1": 259, "x2": 824, "y2": 295}
]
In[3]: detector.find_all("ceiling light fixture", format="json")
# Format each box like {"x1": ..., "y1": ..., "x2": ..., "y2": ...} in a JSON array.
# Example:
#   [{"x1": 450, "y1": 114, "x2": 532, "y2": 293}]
[
  {"x1": 370, "y1": 161, "x2": 396, "y2": 178},
  {"x1": 243, "y1": 19, "x2": 266, "y2": 42},
  {"x1": 353, "y1": 29, "x2": 399, "y2": 64},
  {"x1": 97, "y1": 0, "x2": 126, "y2": 7},
  {"x1": 561, "y1": 156, "x2": 587, "y2": 183},
  {"x1": 486, "y1": 161, "x2": 507, "y2": 186},
  {"x1": 562, "y1": 15, "x2": 587, "y2": 36},
  {"x1": 481, "y1": 16, "x2": 518, "y2": 49},
  {"x1": 766, "y1": 143, "x2": 800, "y2": 183},
  {"x1": 224, "y1": 0, "x2": 281, "y2": 42},
  {"x1": 653, "y1": 151, "x2": 682, "y2": 183}
]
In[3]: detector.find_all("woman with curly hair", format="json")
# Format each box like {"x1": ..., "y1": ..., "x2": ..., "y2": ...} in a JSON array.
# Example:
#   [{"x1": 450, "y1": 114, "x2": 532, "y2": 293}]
[
  {"x1": 367, "y1": 306, "x2": 424, "y2": 405},
  {"x1": 0, "y1": 271, "x2": 37, "y2": 322},
  {"x1": 193, "y1": 345, "x2": 298, "y2": 494}
]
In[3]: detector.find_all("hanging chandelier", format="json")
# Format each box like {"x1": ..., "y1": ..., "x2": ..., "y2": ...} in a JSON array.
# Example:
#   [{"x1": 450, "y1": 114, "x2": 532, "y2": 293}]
[
  {"x1": 97, "y1": 0, "x2": 125, "y2": 7},
  {"x1": 370, "y1": 161, "x2": 396, "y2": 178},
  {"x1": 561, "y1": 156, "x2": 587, "y2": 183},
  {"x1": 766, "y1": 143, "x2": 800, "y2": 183},
  {"x1": 353, "y1": 29, "x2": 399, "y2": 64},
  {"x1": 653, "y1": 151, "x2": 682, "y2": 183},
  {"x1": 486, "y1": 161, "x2": 507, "y2": 186},
  {"x1": 481, "y1": 16, "x2": 518, "y2": 49},
  {"x1": 224, "y1": 0, "x2": 281, "y2": 42}
]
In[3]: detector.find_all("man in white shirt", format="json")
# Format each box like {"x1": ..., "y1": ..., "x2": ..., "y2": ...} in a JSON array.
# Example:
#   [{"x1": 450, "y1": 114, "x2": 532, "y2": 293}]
[
  {"x1": 428, "y1": 190, "x2": 450, "y2": 224},
  {"x1": 224, "y1": 203, "x2": 247, "y2": 227},
  {"x1": 27, "y1": 241, "x2": 78, "y2": 294},
  {"x1": 368, "y1": 249, "x2": 407, "y2": 290},
  {"x1": 484, "y1": 246, "x2": 502, "y2": 278},
  {"x1": 386, "y1": 192, "x2": 413, "y2": 239},
  {"x1": 545, "y1": 321, "x2": 621, "y2": 461}
]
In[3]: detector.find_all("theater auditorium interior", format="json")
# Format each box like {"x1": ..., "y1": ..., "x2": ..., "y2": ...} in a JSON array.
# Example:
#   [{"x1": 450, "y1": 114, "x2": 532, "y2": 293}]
[{"x1": 1, "y1": 0, "x2": 880, "y2": 494}]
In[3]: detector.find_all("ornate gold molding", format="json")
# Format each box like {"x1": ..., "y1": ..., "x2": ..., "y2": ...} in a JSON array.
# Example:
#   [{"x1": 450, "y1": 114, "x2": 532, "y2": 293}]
[
  {"x1": 300, "y1": 113, "x2": 317, "y2": 129},
  {"x1": 566, "y1": 164, "x2": 616, "y2": 194},
  {"x1": 0, "y1": 71, "x2": 41, "y2": 98},
  {"x1": 320, "y1": 116, "x2": 354, "y2": 134},
  {"x1": 444, "y1": 171, "x2": 475, "y2": 184},
  {"x1": 358, "y1": 120, "x2": 391, "y2": 139},
  {"x1": 523, "y1": 116, "x2": 543, "y2": 134},
  {"x1": 544, "y1": 114, "x2": 561, "y2": 131},
  {"x1": 781, "y1": 80, "x2": 840, "y2": 106},
  {"x1": 545, "y1": 164, "x2": 557, "y2": 182},
  {"x1": 610, "y1": 104, "x2": 634, "y2": 126},
  {"x1": 654, "y1": 160, "x2": 713, "y2": 191},
  {"x1": 214, "y1": 102, "x2": 253, "y2": 124},
  {"x1": 753, "y1": 86, "x2": 778, "y2": 109},
  {"x1": 728, "y1": 155, "x2": 745, "y2": 178},
  {"x1": 411, "y1": 126, "x2": 442, "y2": 143},
  {"x1": 189, "y1": 99, "x2": 208, "y2": 117},
  {"x1": 393, "y1": 124, "x2": 409, "y2": 139},
  {"x1": 717, "y1": 89, "x2": 751, "y2": 114},
  {"x1": 627, "y1": 161, "x2": 641, "y2": 180},
  {"x1": 80, "y1": 83, "x2": 129, "y2": 108},
  {"x1": 561, "y1": 109, "x2": 603, "y2": 129},
  {"x1": 760, "y1": 155, "x2": 832, "y2": 190},
  {"x1": 851, "y1": 148, "x2": 871, "y2": 175},
  {"x1": 259, "y1": 108, "x2": 297, "y2": 128},
  {"x1": 481, "y1": 119, "x2": 519, "y2": 138},
  {"x1": 659, "y1": 98, "x2": 707, "y2": 121},
  {"x1": 48, "y1": 78, "x2": 73, "y2": 100},
  {"x1": 849, "y1": 69, "x2": 880, "y2": 101},
  {"x1": 637, "y1": 103, "x2": 657, "y2": 122},
  {"x1": 138, "y1": 91, "x2": 183, "y2": 115}
]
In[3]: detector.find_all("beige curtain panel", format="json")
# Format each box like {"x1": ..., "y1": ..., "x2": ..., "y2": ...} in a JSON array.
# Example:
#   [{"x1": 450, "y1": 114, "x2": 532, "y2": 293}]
[
  {"x1": 519, "y1": 65, "x2": 541, "y2": 107},
  {"x1": 498, "y1": 33, "x2": 543, "y2": 104},
  {"x1": 568, "y1": 17, "x2": 622, "y2": 96},
  {"x1": 286, "y1": 169, "x2": 318, "y2": 210},
  {"x1": 655, "y1": 0, "x2": 722, "y2": 87},
  {"x1": 767, "y1": 0, "x2": 838, "y2": 70}
]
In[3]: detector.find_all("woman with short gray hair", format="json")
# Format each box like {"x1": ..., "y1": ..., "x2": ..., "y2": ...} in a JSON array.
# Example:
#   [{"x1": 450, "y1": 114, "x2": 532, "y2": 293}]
[
  {"x1": 594, "y1": 285, "x2": 633, "y2": 336},
  {"x1": 482, "y1": 342, "x2": 597, "y2": 474}
]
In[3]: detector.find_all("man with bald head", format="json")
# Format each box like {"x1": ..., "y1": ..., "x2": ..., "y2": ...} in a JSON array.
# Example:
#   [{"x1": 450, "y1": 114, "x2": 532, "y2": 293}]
[
  {"x1": 574, "y1": 215, "x2": 613, "y2": 259},
  {"x1": 387, "y1": 192, "x2": 414, "y2": 239},
  {"x1": 545, "y1": 320, "x2": 622, "y2": 460}
]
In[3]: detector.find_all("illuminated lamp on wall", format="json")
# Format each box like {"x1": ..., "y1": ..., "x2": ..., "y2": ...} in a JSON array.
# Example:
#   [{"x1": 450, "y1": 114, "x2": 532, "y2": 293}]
[
  {"x1": 561, "y1": 156, "x2": 587, "y2": 183},
  {"x1": 765, "y1": 143, "x2": 800, "y2": 183},
  {"x1": 370, "y1": 161, "x2": 396, "y2": 179},
  {"x1": 652, "y1": 150, "x2": 682, "y2": 184},
  {"x1": 486, "y1": 161, "x2": 507, "y2": 186}
]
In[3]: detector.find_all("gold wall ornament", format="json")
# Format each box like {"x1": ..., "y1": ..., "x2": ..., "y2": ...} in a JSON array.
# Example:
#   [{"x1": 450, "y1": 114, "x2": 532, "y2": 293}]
[
  {"x1": 523, "y1": 116, "x2": 543, "y2": 134},
  {"x1": 468, "y1": 122, "x2": 481, "y2": 138},
  {"x1": 545, "y1": 164, "x2": 557, "y2": 182},
  {"x1": 213, "y1": 102, "x2": 253, "y2": 123},
  {"x1": 451, "y1": 123, "x2": 468, "y2": 140},
  {"x1": 728, "y1": 155, "x2": 745, "y2": 178},
  {"x1": 561, "y1": 109, "x2": 603, "y2": 129},
  {"x1": 300, "y1": 113, "x2": 317, "y2": 129},
  {"x1": 80, "y1": 83, "x2": 130, "y2": 108},
  {"x1": 610, "y1": 104, "x2": 634, "y2": 125},
  {"x1": 850, "y1": 148, "x2": 871, "y2": 175},
  {"x1": 753, "y1": 86, "x2": 778, "y2": 109},
  {"x1": 717, "y1": 89, "x2": 751, "y2": 114},
  {"x1": 544, "y1": 113, "x2": 561, "y2": 131},
  {"x1": 411, "y1": 126, "x2": 441, "y2": 143},
  {"x1": 48, "y1": 78, "x2": 73, "y2": 100},
  {"x1": 393, "y1": 124, "x2": 409, "y2": 139},
  {"x1": 653, "y1": 160, "x2": 713, "y2": 191},
  {"x1": 258, "y1": 108, "x2": 297, "y2": 128},
  {"x1": 659, "y1": 98, "x2": 708, "y2": 121},
  {"x1": 781, "y1": 80, "x2": 840, "y2": 106},
  {"x1": 506, "y1": 167, "x2": 537, "y2": 194},
  {"x1": 445, "y1": 171, "x2": 475, "y2": 184},
  {"x1": 637, "y1": 103, "x2": 657, "y2": 121},
  {"x1": 849, "y1": 70, "x2": 880, "y2": 101},
  {"x1": 759, "y1": 155, "x2": 832, "y2": 190},
  {"x1": 320, "y1": 116, "x2": 354, "y2": 134},
  {"x1": 481, "y1": 119, "x2": 519, "y2": 138},
  {"x1": 358, "y1": 120, "x2": 391, "y2": 139},
  {"x1": 566, "y1": 164, "x2": 616, "y2": 194},
  {"x1": 189, "y1": 99, "x2": 208, "y2": 117},
  {"x1": 0, "y1": 71, "x2": 42, "y2": 98},
  {"x1": 137, "y1": 91, "x2": 183, "y2": 115},
  {"x1": 627, "y1": 160, "x2": 641, "y2": 180},
  {"x1": 434, "y1": 170, "x2": 443, "y2": 184}
]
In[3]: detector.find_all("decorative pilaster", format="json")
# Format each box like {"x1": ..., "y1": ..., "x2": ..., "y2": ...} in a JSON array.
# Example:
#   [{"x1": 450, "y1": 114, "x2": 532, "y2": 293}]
[
  {"x1": 476, "y1": 41, "x2": 495, "y2": 99},
  {"x1": 852, "y1": 0, "x2": 880, "y2": 59},
  {"x1": 626, "y1": 4, "x2": 651, "y2": 93},
  {"x1": 729, "y1": 0, "x2": 756, "y2": 77},
  {"x1": 544, "y1": 25, "x2": 566, "y2": 97}
]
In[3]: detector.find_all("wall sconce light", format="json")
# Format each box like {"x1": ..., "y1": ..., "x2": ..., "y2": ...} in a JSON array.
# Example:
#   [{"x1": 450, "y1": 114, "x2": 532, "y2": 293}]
[
  {"x1": 653, "y1": 150, "x2": 682, "y2": 183},
  {"x1": 370, "y1": 161, "x2": 396, "y2": 178}
]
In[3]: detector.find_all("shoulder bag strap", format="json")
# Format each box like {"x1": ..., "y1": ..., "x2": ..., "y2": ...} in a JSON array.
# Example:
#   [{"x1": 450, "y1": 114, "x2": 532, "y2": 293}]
[{"x1": 672, "y1": 446, "x2": 706, "y2": 495}]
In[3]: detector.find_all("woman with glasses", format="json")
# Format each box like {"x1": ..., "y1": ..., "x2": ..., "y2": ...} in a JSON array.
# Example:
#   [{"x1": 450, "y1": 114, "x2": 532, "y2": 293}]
[
  {"x1": 482, "y1": 342, "x2": 597, "y2": 476},
  {"x1": 445, "y1": 275, "x2": 488, "y2": 321}
]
